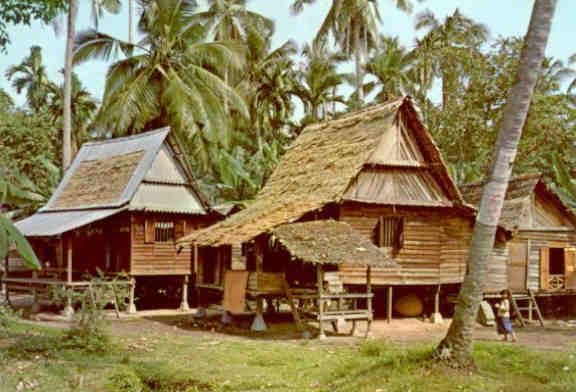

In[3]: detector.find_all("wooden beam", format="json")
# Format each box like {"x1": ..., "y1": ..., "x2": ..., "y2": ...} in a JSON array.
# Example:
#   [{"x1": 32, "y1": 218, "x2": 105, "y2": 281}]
[
  {"x1": 317, "y1": 264, "x2": 325, "y2": 339},
  {"x1": 387, "y1": 286, "x2": 393, "y2": 323},
  {"x1": 365, "y1": 266, "x2": 373, "y2": 338},
  {"x1": 66, "y1": 236, "x2": 72, "y2": 284}
]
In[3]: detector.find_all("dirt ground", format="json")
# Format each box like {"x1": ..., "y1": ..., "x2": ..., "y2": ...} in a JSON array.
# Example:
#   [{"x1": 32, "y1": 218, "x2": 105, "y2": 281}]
[
  {"x1": 8, "y1": 294, "x2": 576, "y2": 352},
  {"x1": 103, "y1": 312, "x2": 576, "y2": 352}
]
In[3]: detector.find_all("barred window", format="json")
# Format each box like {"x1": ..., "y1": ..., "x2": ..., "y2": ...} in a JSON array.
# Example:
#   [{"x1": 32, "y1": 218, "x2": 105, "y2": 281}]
[
  {"x1": 373, "y1": 217, "x2": 404, "y2": 255},
  {"x1": 154, "y1": 221, "x2": 175, "y2": 242}
]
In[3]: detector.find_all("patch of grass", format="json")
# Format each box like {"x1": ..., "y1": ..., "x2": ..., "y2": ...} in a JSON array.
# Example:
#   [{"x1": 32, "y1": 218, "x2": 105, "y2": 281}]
[{"x1": 1, "y1": 320, "x2": 575, "y2": 392}]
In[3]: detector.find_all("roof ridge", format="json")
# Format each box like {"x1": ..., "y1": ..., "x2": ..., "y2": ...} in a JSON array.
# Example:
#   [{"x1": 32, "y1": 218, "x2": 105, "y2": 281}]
[
  {"x1": 461, "y1": 172, "x2": 543, "y2": 189},
  {"x1": 302, "y1": 97, "x2": 405, "y2": 134},
  {"x1": 82, "y1": 127, "x2": 170, "y2": 147}
]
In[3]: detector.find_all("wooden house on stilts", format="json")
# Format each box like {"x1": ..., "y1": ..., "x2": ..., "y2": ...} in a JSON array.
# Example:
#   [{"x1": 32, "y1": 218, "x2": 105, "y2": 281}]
[
  {"x1": 178, "y1": 97, "x2": 503, "y2": 332},
  {"x1": 461, "y1": 174, "x2": 576, "y2": 296},
  {"x1": 3, "y1": 128, "x2": 220, "y2": 313}
]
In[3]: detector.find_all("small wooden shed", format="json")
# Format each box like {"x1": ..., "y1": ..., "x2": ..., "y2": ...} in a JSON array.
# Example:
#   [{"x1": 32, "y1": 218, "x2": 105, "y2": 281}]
[
  {"x1": 4, "y1": 128, "x2": 220, "y2": 313},
  {"x1": 179, "y1": 96, "x2": 503, "y2": 321},
  {"x1": 461, "y1": 173, "x2": 576, "y2": 294}
]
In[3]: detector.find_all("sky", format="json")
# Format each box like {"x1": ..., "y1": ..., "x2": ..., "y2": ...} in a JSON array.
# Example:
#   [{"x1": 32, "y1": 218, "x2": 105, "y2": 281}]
[{"x1": 0, "y1": 0, "x2": 575, "y2": 108}]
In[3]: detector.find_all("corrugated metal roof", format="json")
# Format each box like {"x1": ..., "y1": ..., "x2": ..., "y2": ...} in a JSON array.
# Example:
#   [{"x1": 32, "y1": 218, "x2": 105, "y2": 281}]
[
  {"x1": 129, "y1": 183, "x2": 205, "y2": 214},
  {"x1": 43, "y1": 128, "x2": 170, "y2": 211},
  {"x1": 144, "y1": 145, "x2": 188, "y2": 184},
  {"x1": 15, "y1": 208, "x2": 125, "y2": 237}
]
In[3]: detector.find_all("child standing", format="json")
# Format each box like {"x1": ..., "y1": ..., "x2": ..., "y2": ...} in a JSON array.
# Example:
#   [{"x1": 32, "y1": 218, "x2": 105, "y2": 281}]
[{"x1": 494, "y1": 289, "x2": 517, "y2": 342}]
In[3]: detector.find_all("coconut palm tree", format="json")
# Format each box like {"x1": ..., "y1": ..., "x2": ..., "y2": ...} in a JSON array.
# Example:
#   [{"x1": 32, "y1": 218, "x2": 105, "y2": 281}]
[
  {"x1": 62, "y1": 0, "x2": 78, "y2": 169},
  {"x1": 362, "y1": 36, "x2": 416, "y2": 103},
  {"x1": 414, "y1": 8, "x2": 489, "y2": 110},
  {"x1": 5, "y1": 46, "x2": 52, "y2": 112},
  {"x1": 291, "y1": 0, "x2": 412, "y2": 105},
  {"x1": 190, "y1": 0, "x2": 273, "y2": 112},
  {"x1": 435, "y1": 0, "x2": 557, "y2": 368},
  {"x1": 293, "y1": 42, "x2": 345, "y2": 123},
  {"x1": 46, "y1": 72, "x2": 98, "y2": 151},
  {"x1": 61, "y1": 0, "x2": 120, "y2": 169},
  {"x1": 73, "y1": 0, "x2": 247, "y2": 145}
]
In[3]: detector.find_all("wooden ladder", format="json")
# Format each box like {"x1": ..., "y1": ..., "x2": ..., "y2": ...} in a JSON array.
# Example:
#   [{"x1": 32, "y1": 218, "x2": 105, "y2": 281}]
[{"x1": 511, "y1": 289, "x2": 544, "y2": 327}]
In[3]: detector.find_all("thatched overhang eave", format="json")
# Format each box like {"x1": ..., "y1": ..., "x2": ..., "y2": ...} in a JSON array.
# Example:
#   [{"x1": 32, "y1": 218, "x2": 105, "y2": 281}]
[
  {"x1": 271, "y1": 220, "x2": 397, "y2": 268},
  {"x1": 342, "y1": 197, "x2": 453, "y2": 208}
]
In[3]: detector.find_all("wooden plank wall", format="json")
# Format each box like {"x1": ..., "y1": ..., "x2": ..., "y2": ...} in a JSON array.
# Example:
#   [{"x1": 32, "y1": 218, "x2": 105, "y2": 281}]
[
  {"x1": 130, "y1": 212, "x2": 215, "y2": 276},
  {"x1": 514, "y1": 230, "x2": 576, "y2": 291},
  {"x1": 338, "y1": 203, "x2": 478, "y2": 286}
]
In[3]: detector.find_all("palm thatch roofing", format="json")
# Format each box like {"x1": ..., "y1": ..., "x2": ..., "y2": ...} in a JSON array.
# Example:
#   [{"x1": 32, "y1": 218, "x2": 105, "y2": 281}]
[
  {"x1": 271, "y1": 220, "x2": 397, "y2": 268},
  {"x1": 17, "y1": 129, "x2": 210, "y2": 237},
  {"x1": 44, "y1": 128, "x2": 208, "y2": 212},
  {"x1": 460, "y1": 173, "x2": 576, "y2": 231},
  {"x1": 179, "y1": 96, "x2": 465, "y2": 247}
]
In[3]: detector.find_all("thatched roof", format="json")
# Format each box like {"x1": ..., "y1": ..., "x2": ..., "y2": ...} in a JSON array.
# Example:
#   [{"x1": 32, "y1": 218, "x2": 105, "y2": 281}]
[
  {"x1": 43, "y1": 128, "x2": 209, "y2": 213},
  {"x1": 179, "y1": 97, "x2": 464, "y2": 246},
  {"x1": 460, "y1": 173, "x2": 576, "y2": 231},
  {"x1": 52, "y1": 151, "x2": 145, "y2": 209},
  {"x1": 18, "y1": 129, "x2": 211, "y2": 237},
  {"x1": 271, "y1": 220, "x2": 397, "y2": 267}
]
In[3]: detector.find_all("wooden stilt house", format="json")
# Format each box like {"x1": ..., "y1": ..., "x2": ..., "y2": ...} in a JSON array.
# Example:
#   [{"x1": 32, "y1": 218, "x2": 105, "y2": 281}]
[
  {"x1": 3, "y1": 128, "x2": 219, "y2": 312},
  {"x1": 461, "y1": 173, "x2": 576, "y2": 294},
  {"x1": 178, "y1": 96, "x2": 503, "y2": 323}
]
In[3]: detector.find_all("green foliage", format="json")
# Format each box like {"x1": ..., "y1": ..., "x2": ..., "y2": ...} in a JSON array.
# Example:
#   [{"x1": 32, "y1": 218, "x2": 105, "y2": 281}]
[
  {"x1": 106, "y1": 366, "x2": 143, "y2": 392},
  {"x1": 74, "y1": 0, "x2": 247, "y2": 142},
  {"x1": 0, "y1": 0, "x2": 67, "y2": 51},
  {"x1": 425, "y1": 37, "x2": 576, "y2": 186},
  {"x1": 4, "y1": 45, "x2": 51, "y2": 111},
  {"x1": 0, "y1": 109, "x2": 60, "y2": 196},
  {"x1": 52, "y1": 273, "x2": 131, "y2": 355}
]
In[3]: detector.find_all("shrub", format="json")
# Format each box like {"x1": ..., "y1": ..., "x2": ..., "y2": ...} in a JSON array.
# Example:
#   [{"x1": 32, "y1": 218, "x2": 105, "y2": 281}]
[
  {"x1": 106, "y1": 366, "x2": 144, "y2": 392},
  {"x1": 4, "y1": 334, "x2": 61, "y2": 360}
]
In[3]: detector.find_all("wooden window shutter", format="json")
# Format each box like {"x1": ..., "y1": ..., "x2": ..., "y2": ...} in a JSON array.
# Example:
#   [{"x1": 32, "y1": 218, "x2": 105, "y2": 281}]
[
  {"x1": 144, "y1": 218, "x2": 155, "y2": 244},
  {"x1": 175, "y1": 220, "x2": 186, "y2": 239},
  {"x1": 564, "y1": 248, "x2": 576, "y2": 289},
  {"x1": 540, "y1": 247, "x2": 549, "y2": 289}
]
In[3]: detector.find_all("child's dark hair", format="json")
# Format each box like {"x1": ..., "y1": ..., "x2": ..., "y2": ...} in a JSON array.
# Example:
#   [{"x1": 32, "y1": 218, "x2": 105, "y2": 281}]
[{"x1": 500, "y1": 289, "x2": 512, "y2": 299}]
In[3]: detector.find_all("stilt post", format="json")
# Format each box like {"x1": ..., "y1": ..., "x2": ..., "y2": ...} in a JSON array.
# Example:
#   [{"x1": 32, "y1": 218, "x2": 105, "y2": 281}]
[
  {"x1": 127, "y1": 276, "x2": 137, "y2": 314},
  {"x1": 431, "y1": 284, "x2": 443, "y2": 324},
  {"x1": 179, "y1": 275, "x2": 190, "y2": 312},
  {"x1": 365, "y1": 266, "x2": 373, "y2": 338},
  {"x1": 250, "y1": 239, "x2": 267, "y2": 331},
  {"x1": 62, "y1": 236, "x2": 74, "y2": 318},
  {"x1": 387, "y1": 286, "x2": 393, "y2": 323},
  {"x1": 317, "y1": 264, "x2": 325, "y2": 339},
  {"x1": 31, "y1": 269, "x2": 40, "y2": 313}
]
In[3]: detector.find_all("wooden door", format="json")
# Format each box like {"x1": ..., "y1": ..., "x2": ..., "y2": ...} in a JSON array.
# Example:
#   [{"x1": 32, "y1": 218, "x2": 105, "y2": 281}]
[
  {"x1": 508, "y1": 242, "x2": 527, "y2": 291},
  {"x1": 565, "y1": 248, "x2": 576, "y2": 289},
  {"x1": 540, "y1": 247, "x2": 549, "y2": 290}
]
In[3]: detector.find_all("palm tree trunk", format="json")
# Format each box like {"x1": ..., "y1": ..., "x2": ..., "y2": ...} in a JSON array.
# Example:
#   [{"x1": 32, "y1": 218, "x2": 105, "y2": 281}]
[
  {"x1": 354, "y1": 27, "x2": 364, "y2": 104},
  {"x1": 128, "y1": 0, "x2": 134, "y2": 43},
  {"x1": 435, "y1": 0, "x2": 556, "y2": 369},
  {"x1": 62, "y1": 0, "x2": 78, "y2": 169}
]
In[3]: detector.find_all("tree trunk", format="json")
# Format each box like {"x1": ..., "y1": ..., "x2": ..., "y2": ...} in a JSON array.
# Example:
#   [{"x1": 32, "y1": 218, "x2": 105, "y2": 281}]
[
  {"x1": 62, "y1": 0, "x2": 78, "y2": 169},
  {"x1": 128, "y1": 0, "x2": 134, "y2": 43},
  {"x1": 354, "y1": 27, "x2": 364, "y2": 105},
  {"x1": 435, "y1": 0, "x2": 556, "y2": 368}
]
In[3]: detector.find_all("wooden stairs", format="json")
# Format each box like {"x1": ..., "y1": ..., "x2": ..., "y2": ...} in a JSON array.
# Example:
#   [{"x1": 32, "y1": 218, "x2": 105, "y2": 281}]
[{"x1": 510, "y1": 289, "x2": 544, "y2": 327}]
